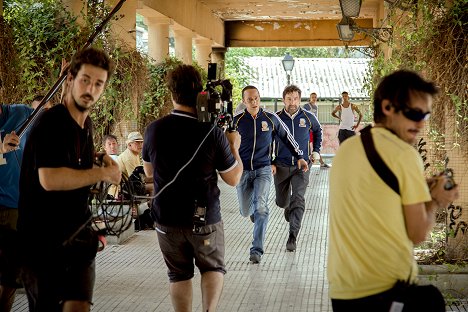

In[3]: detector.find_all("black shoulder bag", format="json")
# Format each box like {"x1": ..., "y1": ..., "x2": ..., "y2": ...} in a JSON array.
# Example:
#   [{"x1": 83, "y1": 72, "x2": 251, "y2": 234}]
[
  {"x1": 360, "y1": 127, "x2": 446, "y2": 311},
  {"x1": 360, "y1": 125, "x2": 400, "y2": 195}
]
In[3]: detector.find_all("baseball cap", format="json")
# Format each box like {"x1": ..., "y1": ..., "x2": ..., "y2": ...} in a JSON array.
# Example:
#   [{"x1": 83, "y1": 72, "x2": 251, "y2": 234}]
[{"x1": 126, "y1": 131, "x2": 143, "y2": 144}]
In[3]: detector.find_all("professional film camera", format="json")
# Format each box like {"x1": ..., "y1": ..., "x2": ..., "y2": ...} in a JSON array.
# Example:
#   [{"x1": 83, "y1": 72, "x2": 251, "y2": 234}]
[{"x1": 196, "y1": 63, "x2": 235, "y2": 131}]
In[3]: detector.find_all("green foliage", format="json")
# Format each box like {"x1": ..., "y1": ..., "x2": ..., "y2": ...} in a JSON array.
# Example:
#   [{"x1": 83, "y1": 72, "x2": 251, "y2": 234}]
[
  {"x1": 2, "y1": 0, "x2": 152, "y2": 148},
  {"x1": 368, "y1": 0, "x2": 468, "y2": 155},
  {"x1": 139, "y1": 57, "x2": 182, "y2": 129},
  {"x1": 3, "y1": 0, "x2": 82, "y2": 102}
]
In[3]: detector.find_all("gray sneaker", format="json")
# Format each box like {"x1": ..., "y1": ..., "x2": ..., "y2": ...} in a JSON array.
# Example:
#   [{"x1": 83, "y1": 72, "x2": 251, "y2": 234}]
[
  {"x1": 286, "y1": 235, "x2": 296, "y2": 252},
  {"x1": 249, "y1": 254, "x2": 261, "y2": 264}
]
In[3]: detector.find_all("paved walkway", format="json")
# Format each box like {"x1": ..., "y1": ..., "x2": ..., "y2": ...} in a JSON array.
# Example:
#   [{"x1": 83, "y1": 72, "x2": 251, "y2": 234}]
[
  {"x1": 11, "y1": 165, "x2": 466, "y2": 311},
  {"x1": 12, "y1": 165, "x2": 330, "y2": 312}
]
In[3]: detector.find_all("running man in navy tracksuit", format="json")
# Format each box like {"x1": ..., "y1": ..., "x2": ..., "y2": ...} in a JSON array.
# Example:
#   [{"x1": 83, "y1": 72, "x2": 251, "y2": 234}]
[
  {"x1": 273, "y1": 85, "x2": 322, "y2": 252},
  {"x1": 233, "y1": 85, "x2": 308, "y2": 264}
]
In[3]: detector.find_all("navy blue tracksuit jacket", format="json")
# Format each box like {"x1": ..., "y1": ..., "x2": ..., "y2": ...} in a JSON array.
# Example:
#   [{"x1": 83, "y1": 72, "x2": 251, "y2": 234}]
[{"x1": 234, "y1": 108, "x2": 303, "y2": 171}]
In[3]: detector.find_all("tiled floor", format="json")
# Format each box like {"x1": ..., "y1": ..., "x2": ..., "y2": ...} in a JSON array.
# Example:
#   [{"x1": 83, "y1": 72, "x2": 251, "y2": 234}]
[
  {"x1": 11, "y1": 165, "x2": 467, "y2": 311},
  {"x1": 13, "y1": 165, "x2": 331, "y2": 312}
]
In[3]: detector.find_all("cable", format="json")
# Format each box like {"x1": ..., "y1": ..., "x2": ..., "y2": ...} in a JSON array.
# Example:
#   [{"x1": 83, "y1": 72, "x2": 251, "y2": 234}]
[{"x1": 149, "y1": 122, "x2": 217, "y2": 200}]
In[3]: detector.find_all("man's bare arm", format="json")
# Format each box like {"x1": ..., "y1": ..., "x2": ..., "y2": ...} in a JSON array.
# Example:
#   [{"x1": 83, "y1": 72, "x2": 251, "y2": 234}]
[
  {"x1": 331, "y1": 105, "x2": 341, "y2": 120},
  {"x1": 39, "y1": 155, "x2": 121, "y2": 191},
  {"x1": 220, "y1": 131, "x2": 243, "y2": 186},
  {"x1": 404, "y1": 176, "x2": 459, "y2": 244},
  {"x1": 352, "y1": 104, "x2": 363, "y2": 129}
]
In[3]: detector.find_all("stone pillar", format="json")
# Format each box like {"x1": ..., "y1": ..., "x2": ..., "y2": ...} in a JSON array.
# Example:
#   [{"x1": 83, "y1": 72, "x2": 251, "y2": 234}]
[
  {"x1": 194, "y1": 38, "x2": 212, "y2": 71},
  {"x1": 62, "y1": 0, "x2": 86, "y2": 25},
  {"x1": 173, "y1": 28, "x2": 193, "y2": 65},
  {"x1": 107, "y1": 0, "x2": 136, "y2": 49},
  {"x1": 144, "y1": 17, "x2": 171, "y2": 63},
  {"x1": 211, "y1": 47, "x2": 227, "y2": 78},
  {"x1": 445, "y1": 104, "x2": 468, "y2": 260}
]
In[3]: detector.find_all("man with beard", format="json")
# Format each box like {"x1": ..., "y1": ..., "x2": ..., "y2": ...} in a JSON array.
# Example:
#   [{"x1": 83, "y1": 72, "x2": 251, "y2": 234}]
[
  {"x1": 17, "y1": 48, "x2": 121, "y2": 312},
  {"x1": 234, "y1": 85, "x2": 308, "y2": 263},
  {"x1": 273, "y1": 85, "x2": 322, "y2": 251}
]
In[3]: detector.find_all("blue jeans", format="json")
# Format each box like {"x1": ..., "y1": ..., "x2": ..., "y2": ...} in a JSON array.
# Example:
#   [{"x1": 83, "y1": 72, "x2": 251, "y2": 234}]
[{"x1": 236, "y1": 166, "x2": 272, "y2": 256}]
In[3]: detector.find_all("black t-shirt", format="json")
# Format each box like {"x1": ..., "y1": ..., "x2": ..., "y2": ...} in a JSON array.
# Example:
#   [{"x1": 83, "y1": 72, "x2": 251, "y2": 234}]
[
  {"x1": 142, "y1": 110, "x2": 236, "y2": 228},
  {"x1": 18, "y1": 104, "x2": 94, "y2": 250}
]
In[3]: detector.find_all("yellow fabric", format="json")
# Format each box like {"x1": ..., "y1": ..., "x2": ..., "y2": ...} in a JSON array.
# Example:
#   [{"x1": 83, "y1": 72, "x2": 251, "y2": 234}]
[
  {"x1": 116, "y1": 148, "x2": 141, "y2": 177},
  {"x1": 327, "y1": 127, "x2": 431, "y2": 299}
]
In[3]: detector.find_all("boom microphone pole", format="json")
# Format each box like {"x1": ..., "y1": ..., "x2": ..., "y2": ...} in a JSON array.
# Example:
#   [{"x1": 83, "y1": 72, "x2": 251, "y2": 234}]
[{"x1": 15, "y1": 0, "x2": 127, "y2": 139}]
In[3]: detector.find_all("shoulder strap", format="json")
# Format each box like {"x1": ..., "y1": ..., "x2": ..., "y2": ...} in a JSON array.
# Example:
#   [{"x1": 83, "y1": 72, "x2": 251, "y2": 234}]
[{"x1": 360, "y1": 126, "x2": 400, "y2": 195}]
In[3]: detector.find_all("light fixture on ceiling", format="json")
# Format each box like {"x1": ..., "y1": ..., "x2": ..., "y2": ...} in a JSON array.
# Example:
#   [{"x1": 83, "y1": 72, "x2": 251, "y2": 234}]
[
  {"x1": 336, "y1": 17, "x2": 355, "y2": 41},
  {"x1": 336, "y1": 17, "x2": 393, "y2": 43},
  {"x1": 339, "y1": 0, "x2": 362, "y2": 18}
]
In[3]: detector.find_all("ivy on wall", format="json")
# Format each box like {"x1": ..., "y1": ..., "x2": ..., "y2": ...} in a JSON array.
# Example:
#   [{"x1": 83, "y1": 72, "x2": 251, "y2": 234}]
[
  {"x1": 1, "y1": 0, "x2": 175, "y2": 147},
  {"x1": 367, "y1": 0, "x2": 467, "y2": 158}
]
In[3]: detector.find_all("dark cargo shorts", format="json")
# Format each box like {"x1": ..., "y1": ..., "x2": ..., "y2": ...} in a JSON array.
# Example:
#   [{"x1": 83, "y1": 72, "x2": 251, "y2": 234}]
[{"x1": 155, "y1": 221, "x2": 226, "y2": 282}]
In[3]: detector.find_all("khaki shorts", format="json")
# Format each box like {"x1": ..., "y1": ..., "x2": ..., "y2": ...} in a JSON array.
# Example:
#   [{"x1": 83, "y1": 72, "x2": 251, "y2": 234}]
[{"x1": 156, "y1": 221, "x2": 226, "y2": 282}]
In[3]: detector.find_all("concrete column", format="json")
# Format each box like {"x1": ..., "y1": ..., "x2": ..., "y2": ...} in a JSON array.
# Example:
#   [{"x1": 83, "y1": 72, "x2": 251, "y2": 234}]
[
  {"x1": 194, "y1": 38, "x2": 212, "y2": 71},
  {"x1": 144, "y1": 17, "x2": 170, "y2": 63},
  {"x1": 211, "y1": 47, "x2": 227, "y2": 78},
  {"x1": 107, "y1": 0, "x2": 136, "y2": 49},
  {"x1": 444, "y1": 98, "x2": 468, "y2": 259},
  {"x1": 173, "y1": 28, "x2": 193, "y2": 65}
]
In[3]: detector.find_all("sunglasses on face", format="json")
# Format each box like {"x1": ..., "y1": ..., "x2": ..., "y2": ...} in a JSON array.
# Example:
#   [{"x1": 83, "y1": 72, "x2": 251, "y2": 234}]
[{"x1": 401, "y1": 107, "x2": 431, "y2": 122}]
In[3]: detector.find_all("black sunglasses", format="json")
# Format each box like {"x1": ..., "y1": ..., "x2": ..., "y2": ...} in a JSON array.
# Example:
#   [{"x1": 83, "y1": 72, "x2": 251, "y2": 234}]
[{"x1": 401, "y1": 107, "x2": 431, "y2": 122}]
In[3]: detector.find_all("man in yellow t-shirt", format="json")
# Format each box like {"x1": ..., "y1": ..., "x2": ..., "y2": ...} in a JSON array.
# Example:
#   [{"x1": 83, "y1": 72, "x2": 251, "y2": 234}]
[{"x1": 327, "y1": 70, "x2": 459, "y2": 311}]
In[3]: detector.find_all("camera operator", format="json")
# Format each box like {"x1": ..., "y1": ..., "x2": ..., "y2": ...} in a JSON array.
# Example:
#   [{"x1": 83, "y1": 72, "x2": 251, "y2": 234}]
[
  {"x1": 327, "y1": 70, "x2": 459, "y2": 311},
  {"x1": 17, "y1": 48, "x2": 121, "y2": 312},
  {"x1": 142, "y1": 64, "x2": 242, "y2": 312}
]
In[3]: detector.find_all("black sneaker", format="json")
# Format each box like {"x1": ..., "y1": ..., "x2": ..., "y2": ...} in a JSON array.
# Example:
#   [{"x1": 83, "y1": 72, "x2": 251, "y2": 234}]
[
  {"x1": 249, "y1": 214, "x2": 255, "y2": 223},
  {"x1": 284, "y1": 208, "x2": 290, "y2": 222},
  {"x1": 249, "y1": 253, "x2": 261, "y2": 264},
  {"x1": 286, "y1": 235, "x2": 296, "y2": 252}
]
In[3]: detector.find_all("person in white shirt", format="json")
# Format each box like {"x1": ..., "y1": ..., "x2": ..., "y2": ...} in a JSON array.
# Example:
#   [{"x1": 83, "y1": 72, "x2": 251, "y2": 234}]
[{"x1": 331, "y1": 91, "x2": 362, "y2": 144}]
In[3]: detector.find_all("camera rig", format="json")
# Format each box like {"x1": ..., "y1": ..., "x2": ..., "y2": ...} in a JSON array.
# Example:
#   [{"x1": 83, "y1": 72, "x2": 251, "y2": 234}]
[{"x1": 196, "y1": 63, "x2": 235, "y2": 131}]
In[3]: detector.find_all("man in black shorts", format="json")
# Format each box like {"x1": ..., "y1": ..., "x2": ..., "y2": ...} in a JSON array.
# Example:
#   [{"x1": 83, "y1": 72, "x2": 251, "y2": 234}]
[
  {"x1": 17, "y1": 48, "x2": 121, "y2": 312},
  {"x1": 143, "y1": 64, "x2": 242, "y2": 312}
]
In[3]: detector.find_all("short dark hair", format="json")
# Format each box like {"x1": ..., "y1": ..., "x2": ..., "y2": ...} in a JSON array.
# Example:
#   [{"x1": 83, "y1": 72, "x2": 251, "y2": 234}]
[
  {"x1": 69, "y1": 48, "x2": 114, "y2": 82},
  {"x1": 32, "y1": 95, "x2": 44, "y2": 102},
  {"x1": 282, "y1": 85, "x2": 301, "y2": 99},
  {"x1": 342, "y1": 91, "x2": 349, "y2": 96},
  {"x1": 241, "y1": 86, "x2": 259, "y2": 99},
  {"x1": 373, "y1": 70, "x2": 438, "y2": 123},
  {"x1": 102, "y1": 134, "x2": 118, "y2": 145},
  {"x1": 166, "y1": 65, "x2": 203, "y2": 107},
  {"x1": 310, "y1": 92, "x2": 317, "y2": 96}
]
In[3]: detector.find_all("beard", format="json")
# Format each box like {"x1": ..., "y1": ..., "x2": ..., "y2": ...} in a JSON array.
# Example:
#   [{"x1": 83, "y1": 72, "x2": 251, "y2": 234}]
[
  {"x1": 72, "y1": 93, "x2": 95, "y2": 112},
  {"x1": 286, "y1": 106, "x2": 299, "y2": 115}
]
